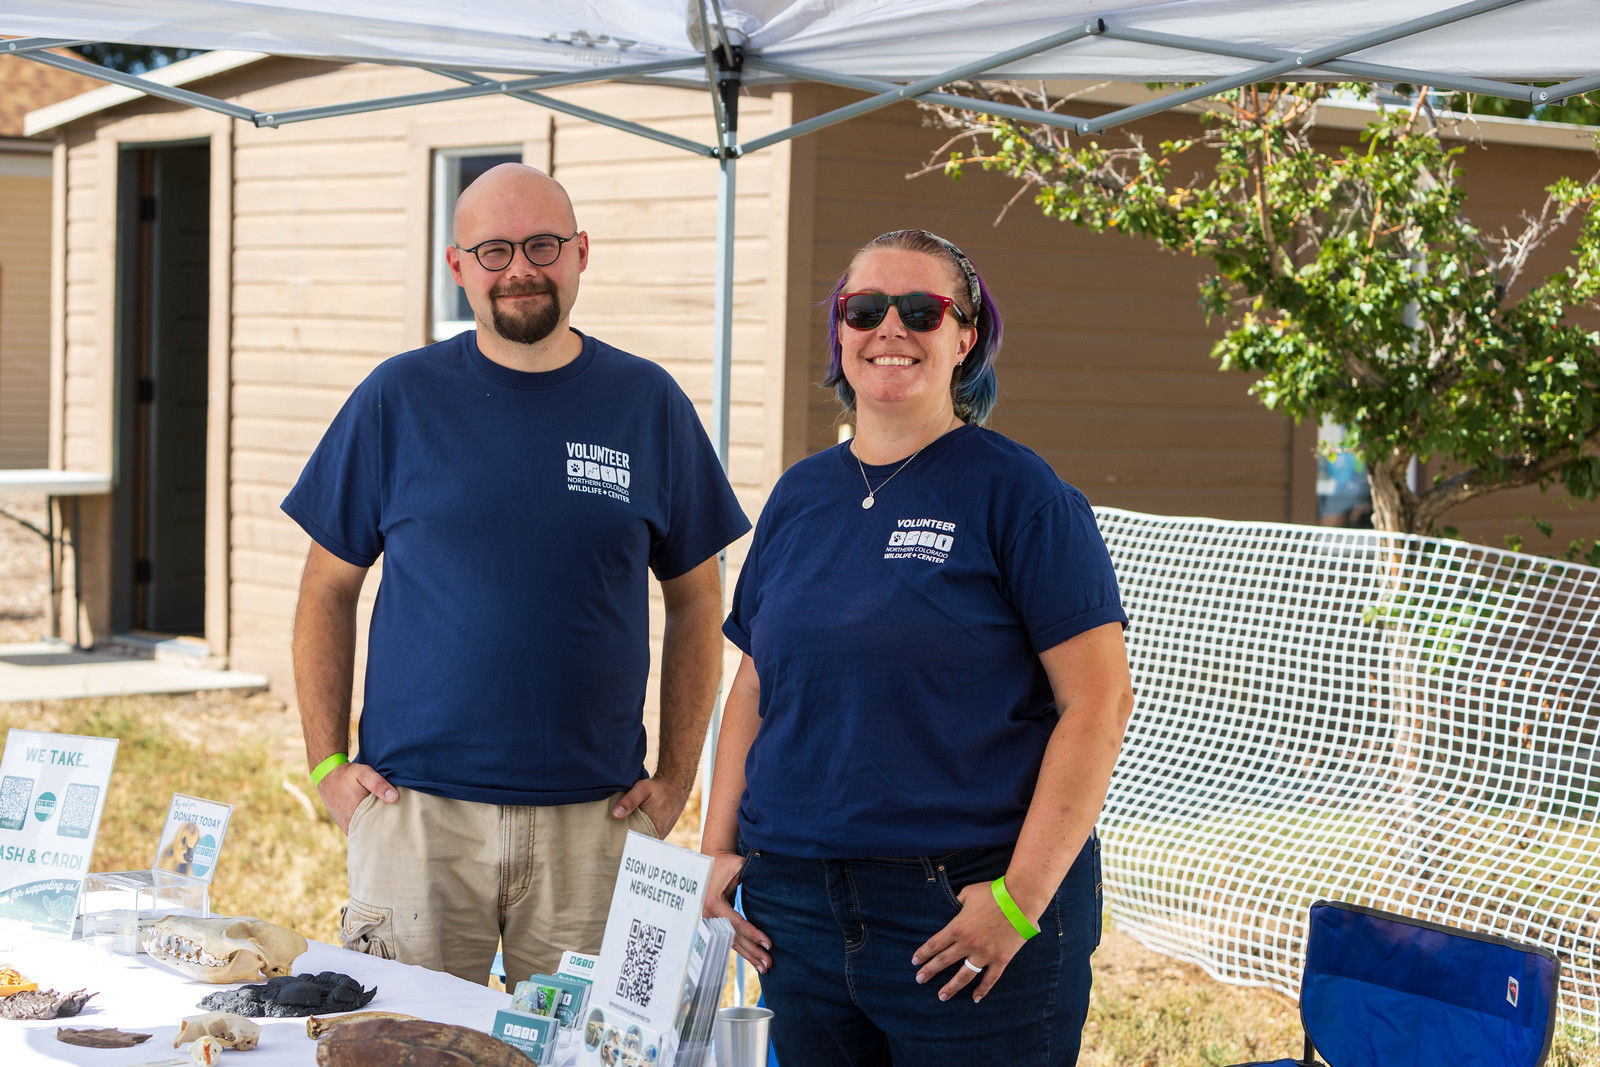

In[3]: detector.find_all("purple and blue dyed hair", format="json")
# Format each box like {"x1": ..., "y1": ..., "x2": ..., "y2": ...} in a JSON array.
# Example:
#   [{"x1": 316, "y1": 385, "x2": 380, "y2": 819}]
[{"x1": 823, "y1": 228, "x2": 1004, "y2": 426}]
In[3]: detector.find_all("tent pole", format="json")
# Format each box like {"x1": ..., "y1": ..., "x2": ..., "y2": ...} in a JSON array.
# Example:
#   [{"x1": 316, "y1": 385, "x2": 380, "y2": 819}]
[
  {"x1": 747, "y1": 58, "x2": 1091, "y2": 139},
  {"x1": 2, "y1": 37, "x2": 90, "y2": 54},
  {"x1": 12, "y1": 47, "x2": 260, "y2": 122},
  {"x1": 1100, "y1": 25, "x2": 1543, "y2": 103},
  {"x1": 702, "y1": 40, "x2": 742, "y2": 857},
  {"x1": 1543, "y1": 74, "x2": 1600, "y2": 103},
  {"x1": 737, "y1": 20, "x2": 1099, "y2": 155},
  {"x1": 1078, "y1": 0, "x2": 1531, "y2": 133},
  {"x1": 252, "y1": 57, "x2": 703, "y2": 127},
  {"x1": 711, "y1": 152, "x2": 736, "y2": 471},
  {"x1": 430, "y1": 68, "x2": 717, "y2": 158},
  {"x1": 696, "y1": 3, "x2": 741, "y2": 469},
  {"x1": 695, "y1": 0, "x2": 731, "y2": 150}
]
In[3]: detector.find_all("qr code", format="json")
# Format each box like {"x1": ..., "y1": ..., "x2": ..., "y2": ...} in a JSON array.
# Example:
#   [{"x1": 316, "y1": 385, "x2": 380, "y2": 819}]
[
  {"x1": 56, "y1": 783, "x2": 100, "y2": 839},
  {"x1": 0, "y1": 776, "x2": 33, "y2": 831},
  {"x1": 616, "y1": 918, "x2": 666, "y2": 1008}
]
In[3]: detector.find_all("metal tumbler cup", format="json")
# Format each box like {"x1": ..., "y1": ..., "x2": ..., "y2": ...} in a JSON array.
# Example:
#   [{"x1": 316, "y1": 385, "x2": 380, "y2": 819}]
[{"x1": 713, "y1": 1005, "x2": 773, "y2": 1067}]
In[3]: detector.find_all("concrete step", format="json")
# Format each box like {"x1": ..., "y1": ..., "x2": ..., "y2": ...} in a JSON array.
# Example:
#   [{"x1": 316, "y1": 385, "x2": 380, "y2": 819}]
[
  {"x1": 0, "y1": 641, "x2": 268, "y2": 704},
  {"x1": 102, "y1": 632, "x2": 228, "y2": 671}
]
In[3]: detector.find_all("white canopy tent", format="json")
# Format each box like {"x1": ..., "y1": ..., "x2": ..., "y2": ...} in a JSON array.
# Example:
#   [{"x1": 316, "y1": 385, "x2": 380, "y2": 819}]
[
  {"x1": 6, "y1": 0, "x2": 1600, "y2": 838},
  {"x1": 5, "y1": 0, "x2": 1600, "y2": 469}
]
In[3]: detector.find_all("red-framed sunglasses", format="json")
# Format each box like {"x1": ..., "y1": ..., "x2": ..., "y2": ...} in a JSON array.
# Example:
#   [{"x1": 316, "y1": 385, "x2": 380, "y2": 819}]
[{"x1": 837, "y1": 291, "x2": 972, "y2": 333}]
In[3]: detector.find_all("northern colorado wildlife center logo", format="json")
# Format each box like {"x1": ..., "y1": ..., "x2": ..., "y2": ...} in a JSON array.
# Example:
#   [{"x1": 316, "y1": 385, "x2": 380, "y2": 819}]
[
  {"x1": 566, "y1": 442, "x2": 631, "y2": 503},
  {"x1": 886, "y1": 518, "x2": 956, "y2": 564}
]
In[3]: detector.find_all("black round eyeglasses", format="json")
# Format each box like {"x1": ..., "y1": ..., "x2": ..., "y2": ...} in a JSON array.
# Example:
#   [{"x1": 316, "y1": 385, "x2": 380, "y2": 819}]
[{"x1": 455, "y1": 233, "x2": 577, "y2": 270}]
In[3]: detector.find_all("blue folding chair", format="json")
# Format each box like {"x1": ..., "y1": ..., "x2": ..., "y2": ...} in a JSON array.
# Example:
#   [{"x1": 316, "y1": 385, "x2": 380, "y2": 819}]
[{"x1": 1235, "y1": 900, "x2": 1561, "y2": 1067}]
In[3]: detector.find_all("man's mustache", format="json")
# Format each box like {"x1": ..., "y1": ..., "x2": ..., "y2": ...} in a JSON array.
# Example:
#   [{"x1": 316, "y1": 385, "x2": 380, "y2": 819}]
[{"x1": 491, "y1": 281, "x2": 555, "y2": 299}]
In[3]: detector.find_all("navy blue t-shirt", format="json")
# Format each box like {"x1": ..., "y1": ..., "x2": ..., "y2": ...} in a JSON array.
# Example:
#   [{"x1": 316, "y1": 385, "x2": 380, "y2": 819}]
[
  {"x1": 283, "y1": 330, "x2": 750, "y2": 806},
  {"x1": 724, "y1": 425, "x2": 1127, "y2": 858}
]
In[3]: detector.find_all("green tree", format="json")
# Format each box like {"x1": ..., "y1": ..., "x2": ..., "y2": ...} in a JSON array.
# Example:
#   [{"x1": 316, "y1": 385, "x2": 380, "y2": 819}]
[{"x1": 928, "y1": 84, "x2": 1600, "y2": 537}]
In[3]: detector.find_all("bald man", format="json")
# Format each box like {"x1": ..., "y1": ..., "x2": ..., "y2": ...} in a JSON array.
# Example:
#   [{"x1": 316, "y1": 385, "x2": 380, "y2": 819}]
[{"x1": 283, "y1": 164, "x2": 749, "y2": 985}]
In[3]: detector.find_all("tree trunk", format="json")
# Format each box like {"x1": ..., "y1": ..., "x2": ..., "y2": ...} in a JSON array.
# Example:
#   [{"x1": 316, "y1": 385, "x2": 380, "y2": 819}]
[
  {"x1": 1365, "y1": 451, "x2": 1432, "y2": 894},
  {"x1": 1367, "y1": 450, "x2": 1419, "y2": 534}
]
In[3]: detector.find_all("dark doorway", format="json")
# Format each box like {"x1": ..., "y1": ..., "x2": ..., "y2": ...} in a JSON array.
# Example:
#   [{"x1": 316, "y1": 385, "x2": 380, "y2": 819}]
[{"x1": 114, "y1": 143, "x2": 210, "y2": 636}]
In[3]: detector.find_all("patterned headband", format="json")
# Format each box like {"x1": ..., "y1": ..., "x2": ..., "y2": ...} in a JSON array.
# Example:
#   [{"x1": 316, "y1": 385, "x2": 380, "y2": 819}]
[{"x1": 878, "y1": 229, "x2": 982, "y2": 325}]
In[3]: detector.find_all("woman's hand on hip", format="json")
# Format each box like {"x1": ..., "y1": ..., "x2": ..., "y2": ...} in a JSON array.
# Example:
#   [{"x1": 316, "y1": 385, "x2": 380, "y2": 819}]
[
  {"x1": 912, "y1": 880, "x2": 1028, "y2": 1003},
  {"x1": 702, "y1": 849, "x2": 772, "y2": 975}
]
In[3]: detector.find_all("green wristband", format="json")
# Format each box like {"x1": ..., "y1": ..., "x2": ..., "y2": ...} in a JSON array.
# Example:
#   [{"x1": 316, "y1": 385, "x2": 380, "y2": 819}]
[
  {"x1": 310, "y1": 752, "x2": 349, "y2": 786},
  {"x1": 992, "y1": 877, "x2": 1041, "y2": 940}
]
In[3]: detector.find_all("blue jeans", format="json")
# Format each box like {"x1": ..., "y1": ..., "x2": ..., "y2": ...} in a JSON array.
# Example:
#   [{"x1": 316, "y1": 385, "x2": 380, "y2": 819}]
[{"x1": 737, "y1": 838, "x2": 1101, "y2": 1067}]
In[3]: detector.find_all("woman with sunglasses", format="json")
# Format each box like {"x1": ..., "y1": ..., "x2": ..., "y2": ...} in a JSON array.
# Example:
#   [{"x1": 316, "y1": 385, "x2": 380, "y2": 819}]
[{"x1": 702, "y1": 229, "x2": 1133, "y2": 1065}]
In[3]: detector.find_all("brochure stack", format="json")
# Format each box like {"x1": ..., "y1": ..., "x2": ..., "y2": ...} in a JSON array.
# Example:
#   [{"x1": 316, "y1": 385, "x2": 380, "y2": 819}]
[{"x1": 575, "y1": 833, "x2": 733, "y2": 1067}]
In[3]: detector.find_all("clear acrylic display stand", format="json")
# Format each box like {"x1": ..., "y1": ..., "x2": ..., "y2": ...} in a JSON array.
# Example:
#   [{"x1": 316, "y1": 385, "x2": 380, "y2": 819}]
[{"x1": 77, "y1": 868, "x2": 210, "y2": 953}]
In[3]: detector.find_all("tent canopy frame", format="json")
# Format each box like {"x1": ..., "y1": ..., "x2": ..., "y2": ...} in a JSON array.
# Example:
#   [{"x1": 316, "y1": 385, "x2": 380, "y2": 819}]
[{"x1": 11, "y1": 0, "x2": 1596, "y2": 157}]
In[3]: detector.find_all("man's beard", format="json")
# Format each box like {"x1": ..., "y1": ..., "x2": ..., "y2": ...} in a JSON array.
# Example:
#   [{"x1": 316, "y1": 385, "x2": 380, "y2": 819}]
[{"x1": 488, "y1": 280, "x2": 564, "y2": 345}]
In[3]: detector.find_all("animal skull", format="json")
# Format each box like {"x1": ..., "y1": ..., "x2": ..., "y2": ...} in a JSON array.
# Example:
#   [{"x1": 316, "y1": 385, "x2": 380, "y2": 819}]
[
  {"x1": 174, "y1": 1012, "x2": 261, "y2": 1051},
  {"x1": 142, "y1": 916, "x2": 308, "y2": 983}
]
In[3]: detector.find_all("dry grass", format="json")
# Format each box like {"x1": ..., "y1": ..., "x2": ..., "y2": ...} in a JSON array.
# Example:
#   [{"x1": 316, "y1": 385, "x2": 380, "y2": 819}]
[
  {"x1": 1084, "y1": 930, "x2": 1304, "y2": 1066},
  {"x1": 0, "y1": 692, "x2": 348, "y2": 943}
]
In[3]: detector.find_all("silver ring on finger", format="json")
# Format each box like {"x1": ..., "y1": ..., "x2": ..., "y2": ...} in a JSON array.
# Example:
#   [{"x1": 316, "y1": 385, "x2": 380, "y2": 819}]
[{"x1": 962, "y1": 958, "x2": 983, "y2": 974}]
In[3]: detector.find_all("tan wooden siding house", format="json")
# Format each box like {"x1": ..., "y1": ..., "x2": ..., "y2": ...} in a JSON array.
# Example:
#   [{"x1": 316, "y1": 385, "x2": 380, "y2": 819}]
[
  {"x1": 0, "y1": 52, "x2": 101, "y2": 468},
  {"x1": 25, "y1": 55, "x2": 1600, "y2": 708}
]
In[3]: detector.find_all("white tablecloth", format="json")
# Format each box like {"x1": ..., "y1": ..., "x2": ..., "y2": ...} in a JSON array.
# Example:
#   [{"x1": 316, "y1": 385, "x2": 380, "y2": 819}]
[{"x1": 0, "y1": 932, "x2": 571, "y2": 1065}]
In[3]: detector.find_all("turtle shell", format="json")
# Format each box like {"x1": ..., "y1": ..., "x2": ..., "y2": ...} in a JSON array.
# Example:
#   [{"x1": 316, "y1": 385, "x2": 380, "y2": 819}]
[{"x1": 314, "y1": 1017, "x2": 533, "y2": 1067}]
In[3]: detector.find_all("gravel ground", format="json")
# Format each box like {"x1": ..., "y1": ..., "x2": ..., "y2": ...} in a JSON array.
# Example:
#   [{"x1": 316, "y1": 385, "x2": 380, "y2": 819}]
[{"x1": 0, "y1": 493, "x2": 50, "y2": 644}]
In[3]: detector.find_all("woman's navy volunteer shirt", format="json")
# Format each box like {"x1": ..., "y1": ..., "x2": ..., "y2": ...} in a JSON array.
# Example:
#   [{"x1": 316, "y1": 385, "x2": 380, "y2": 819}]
[
  {"x1": 723, "y1": 424, "x2": 1127, "y2": 859},
  {"x1": 283, "y1": 330, "x2": 749, "y2": 806}
]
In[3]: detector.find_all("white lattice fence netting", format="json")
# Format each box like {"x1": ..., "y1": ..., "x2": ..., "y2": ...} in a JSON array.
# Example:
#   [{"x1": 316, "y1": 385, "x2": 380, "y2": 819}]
[{"x1": 1096, "y1": 508, "x2": 1600, "y2": 1030}]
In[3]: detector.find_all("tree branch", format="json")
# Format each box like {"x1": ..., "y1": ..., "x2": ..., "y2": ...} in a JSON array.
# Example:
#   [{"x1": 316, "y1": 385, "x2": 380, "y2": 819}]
[
  {"x1": 1415, "y1": 426, "x2": 1600, "y2": 527},
  {"x1": 1493, "y1": 164, "x2": 1600, "y2": 291},
  {"x1": 1344, "y1": 352, "x2": 1391, "y2": 389}
]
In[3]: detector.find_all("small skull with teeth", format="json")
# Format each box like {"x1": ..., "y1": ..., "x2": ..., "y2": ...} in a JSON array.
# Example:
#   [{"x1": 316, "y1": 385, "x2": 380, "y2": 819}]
[
  {"x1": 141, "y1": 916, "x2": 308, "y2": 984},
  {"x1": 175, "y1": 1012, "x2": 261, "y2": 1051}
]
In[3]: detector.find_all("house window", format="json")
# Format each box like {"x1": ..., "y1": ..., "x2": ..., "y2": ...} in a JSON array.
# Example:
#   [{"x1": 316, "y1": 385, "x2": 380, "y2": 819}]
[
  {"x1": 1316, "y1": 419, "x2": 1373, "y2": 528},
  {"x1": 430, "y1": 147, "x2": 520, "y2": 341}
]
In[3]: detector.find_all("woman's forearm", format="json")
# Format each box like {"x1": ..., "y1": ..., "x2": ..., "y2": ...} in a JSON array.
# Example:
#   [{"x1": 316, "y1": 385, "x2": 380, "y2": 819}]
[
  {"x1": 701, "y1": 653, "x2": 762, "y2": 855},
  {"x1": 1003, "y1": 623, "x2": 1134, "y2": 921}
]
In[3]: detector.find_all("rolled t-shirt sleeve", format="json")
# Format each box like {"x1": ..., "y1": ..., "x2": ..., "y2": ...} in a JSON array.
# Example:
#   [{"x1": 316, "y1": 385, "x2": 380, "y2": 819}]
[
  {"x1": 1002, "y1": 486, "x2": 1129, "y2": 654},
  {"x1": 722, "y1": 543, "x2": 759, "y2": 655},
  {"x1": 648, "y1": 388, "x2": 751, "y2": 581},
  {"x1": 280, "y1": 382, "x2": 385, "y2": 567},
  {"x1": 723, "y1": 486, "x2": 782, "y2": 656}
]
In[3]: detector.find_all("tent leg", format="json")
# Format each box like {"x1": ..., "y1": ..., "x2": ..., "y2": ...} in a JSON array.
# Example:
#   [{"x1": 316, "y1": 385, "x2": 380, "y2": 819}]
[
  {"x1": 701, "y1": 39, "x2": 743, "y2": 846},
  {"x1": 710, "y1": 154, "x2": 736, "y2": 472},
  {"x1": 700, "y1": 149, "x2": 737, "y2": 845}
]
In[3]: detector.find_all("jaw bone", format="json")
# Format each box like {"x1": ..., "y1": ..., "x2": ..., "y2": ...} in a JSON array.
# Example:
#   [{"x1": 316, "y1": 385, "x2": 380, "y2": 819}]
[{"x1": 141, "y1": 916, "x2": 308, "y2": 984}]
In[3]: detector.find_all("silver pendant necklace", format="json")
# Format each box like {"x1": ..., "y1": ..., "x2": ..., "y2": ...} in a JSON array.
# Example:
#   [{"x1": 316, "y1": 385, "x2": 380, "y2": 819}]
[{"x1": 853, "y1": 415, "x2": 957, "y2": 510}]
